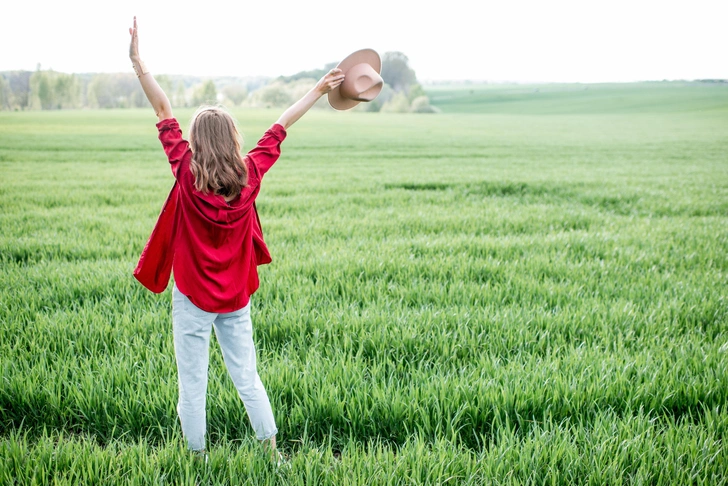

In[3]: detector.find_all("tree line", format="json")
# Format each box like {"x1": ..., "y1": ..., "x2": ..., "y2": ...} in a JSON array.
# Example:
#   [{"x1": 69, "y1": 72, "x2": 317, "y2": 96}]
[
  {"x1": 0, "y1": 53, "x2": 436, "y2": 113},
  {"x1": 0, "y1": 67, "x2": 266, "y2": 111}
]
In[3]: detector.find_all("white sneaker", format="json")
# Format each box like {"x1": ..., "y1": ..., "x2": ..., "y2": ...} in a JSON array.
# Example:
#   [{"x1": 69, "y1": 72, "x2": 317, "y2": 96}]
[{"x1": 275, "y1": 450, "x2": 290, "y2": 469}]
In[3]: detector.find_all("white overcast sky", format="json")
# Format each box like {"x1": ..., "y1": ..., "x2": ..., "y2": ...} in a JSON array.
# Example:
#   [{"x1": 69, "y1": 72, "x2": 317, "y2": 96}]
[{"x1": 2, "y1": 0, "x2": 725, "y2": 83}]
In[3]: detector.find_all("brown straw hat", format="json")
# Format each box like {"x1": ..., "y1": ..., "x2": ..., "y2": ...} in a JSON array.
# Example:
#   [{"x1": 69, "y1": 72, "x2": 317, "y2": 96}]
[{"x1": 328, "y1": 49, "x2": 383, "y2": 111}]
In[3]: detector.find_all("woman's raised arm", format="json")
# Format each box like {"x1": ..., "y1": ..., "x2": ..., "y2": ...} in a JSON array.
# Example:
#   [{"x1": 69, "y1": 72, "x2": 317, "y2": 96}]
[
  {"x1": 275, "y1": 69, "x2": 345, "y2": 130},
  {"x1": 129, "y1": 16, "x2": 173, "y2": 121}
]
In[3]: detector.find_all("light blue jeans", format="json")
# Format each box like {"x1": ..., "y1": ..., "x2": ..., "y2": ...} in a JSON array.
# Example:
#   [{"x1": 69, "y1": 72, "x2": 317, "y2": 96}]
[{"x1": 172, "y1": 285, "x2": 277, "y2": 451}]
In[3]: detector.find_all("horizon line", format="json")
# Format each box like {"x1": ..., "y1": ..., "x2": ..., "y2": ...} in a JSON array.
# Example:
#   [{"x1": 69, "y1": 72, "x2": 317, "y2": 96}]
[{"x1": 1, "y1": 68, "x2": 726, "y2": 86}]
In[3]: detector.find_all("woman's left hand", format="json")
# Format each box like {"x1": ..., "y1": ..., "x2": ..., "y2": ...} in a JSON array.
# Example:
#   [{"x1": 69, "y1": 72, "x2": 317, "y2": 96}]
[
  {"x1": 315, "y1": 68, "x2": 345, "y2": 95},
  {"x1": 129, "y1": 16, "x2": 141, "y2": 61}
]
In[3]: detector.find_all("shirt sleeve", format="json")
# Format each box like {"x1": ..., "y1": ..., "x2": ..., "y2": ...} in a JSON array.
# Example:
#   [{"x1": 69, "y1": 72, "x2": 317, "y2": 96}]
[
  {"x1": 246, "y1": 123, "x2": 287, "y2": 178},
  {"x1": 157, "y1": 118, "x2": 191, "y2": 178}
]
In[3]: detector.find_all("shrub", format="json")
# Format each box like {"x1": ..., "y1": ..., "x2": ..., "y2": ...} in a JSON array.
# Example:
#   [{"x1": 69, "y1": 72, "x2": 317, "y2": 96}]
[
  {"x1": 410, "y1": 95, "x2": 439, "y2": 113},
  {"x1": 380, "y1": 92, "x2": 410, "y2": 113}
]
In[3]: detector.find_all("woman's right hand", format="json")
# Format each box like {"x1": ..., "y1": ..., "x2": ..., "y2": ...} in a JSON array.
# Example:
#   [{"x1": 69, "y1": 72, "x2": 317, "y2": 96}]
[
  {"x1": 129, "y1": 16, "x2": 140, "y2": 61},
  {"x1": 315, "y1": 68, "x2": 345, "y2": 95}
]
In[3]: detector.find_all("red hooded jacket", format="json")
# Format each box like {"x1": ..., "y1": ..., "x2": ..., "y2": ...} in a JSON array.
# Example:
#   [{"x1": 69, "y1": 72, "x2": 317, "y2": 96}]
[{"x1": 133, "y1": 118, "x2": 286, "y2": 312}]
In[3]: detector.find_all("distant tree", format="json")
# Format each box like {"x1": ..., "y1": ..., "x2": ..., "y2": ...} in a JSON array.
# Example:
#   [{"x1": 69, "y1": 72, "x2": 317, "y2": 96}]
[
  {"x1": 129, "y1": 88, "x2": 147, "y2": 108},
  {"x1": 407, "y1": 83, "x2": 426, "y2": 102},
  {"x1": 86, "y1": 75, "x2": 103, "y2": 108},
  {"x1": 0, "y1": 75, "x2": 9, "y2": 110},
  {"x1": 249, "y1": 81, "x2": 292, "y2": 107},
  {"x1": 29, "y1": 70, "x2": 80, "y2": 110},
  {"x1": 30, "y1": 70, "x2": 52, "y2": 109},
  {"x1": 381, "y1": 51, "x2": 417, "y2": 93},
  {"x1": 380, "y1": 92, "x2": 410, "y2": 113},
  {"x1": 221, "y1": 84, "x2": 248, "y2": 106},
  {"x1": 156, "y1": 75, "x2": 174, "y2": 99},
  {"x1": 279, "y1": 62, "x2": 337, "y2": 83},
  {"x1": 174, "y1": 81, "x2": 188, "y2": 108},
  {"x1": 3, "y1": 72, "x2": 30, "y2": 109},
  {"x1": 410, "y1": 95, "x2": 438, "y2": 113},
  {"x1": 245, "y1": 77, "x2": 269, "y2": 92},
  {"x1": 53, "y1": 73, "x2": 81, "y2": 109},
  {"x1": 192, "y1": 80, "x2": 218, "y2": 106},
  {"x1": 87, "y1": 73, "x2": 143, "y2": 108}
]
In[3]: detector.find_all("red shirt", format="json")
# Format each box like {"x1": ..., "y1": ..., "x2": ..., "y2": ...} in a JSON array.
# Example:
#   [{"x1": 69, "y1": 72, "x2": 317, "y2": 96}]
[{"x1": 133, "y1": 118, "x2": 287, "y2": 312}]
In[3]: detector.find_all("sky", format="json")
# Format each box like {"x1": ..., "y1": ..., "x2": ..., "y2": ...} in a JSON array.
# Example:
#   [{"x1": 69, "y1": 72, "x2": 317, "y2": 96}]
[{"x1": 2, "y1": 0, "x2": 725, "y2": 83}]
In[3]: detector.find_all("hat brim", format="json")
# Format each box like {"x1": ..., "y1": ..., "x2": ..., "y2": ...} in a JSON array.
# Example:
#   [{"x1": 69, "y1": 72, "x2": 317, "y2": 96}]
[{"x1": 328, "y1": 49, "x2": 382, "y2": 111}]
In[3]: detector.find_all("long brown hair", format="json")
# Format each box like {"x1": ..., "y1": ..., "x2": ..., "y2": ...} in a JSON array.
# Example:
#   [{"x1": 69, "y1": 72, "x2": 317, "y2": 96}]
[{"x1": 188, "y1": 105, "x2": 247, "y2": 198}]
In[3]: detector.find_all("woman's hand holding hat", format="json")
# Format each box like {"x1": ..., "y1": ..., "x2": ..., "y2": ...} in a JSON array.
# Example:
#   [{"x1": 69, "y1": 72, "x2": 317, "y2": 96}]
[
  {"x1": 276, "y1": 68, "x2": 345, "y2": 129},
  {"x1": 327, "y1": 49, "x2": 383, "y2": 110},
  {"x1": 315, "y1": 69, "x2": 346, "y2": 95}
]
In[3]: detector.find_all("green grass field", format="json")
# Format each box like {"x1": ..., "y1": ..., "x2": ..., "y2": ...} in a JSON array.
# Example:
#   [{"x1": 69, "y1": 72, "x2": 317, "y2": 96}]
[
  {"x1": 427, "y1": 81, "x2": 728, "y2": 114},
  {"x1": 1, "y1": 82, "x2": 727, "y2": 484}
]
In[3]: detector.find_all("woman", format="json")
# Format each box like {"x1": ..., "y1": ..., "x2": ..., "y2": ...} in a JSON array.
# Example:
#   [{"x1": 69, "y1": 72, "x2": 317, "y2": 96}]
[{"x1": 128, "y1": 16, "x2": 344, "y2": 459}]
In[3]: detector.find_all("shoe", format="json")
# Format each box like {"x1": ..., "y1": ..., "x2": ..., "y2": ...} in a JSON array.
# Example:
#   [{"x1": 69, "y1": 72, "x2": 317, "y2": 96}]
[{"x1": 275, "y1": 450, "x2": 290, "y2": 469}]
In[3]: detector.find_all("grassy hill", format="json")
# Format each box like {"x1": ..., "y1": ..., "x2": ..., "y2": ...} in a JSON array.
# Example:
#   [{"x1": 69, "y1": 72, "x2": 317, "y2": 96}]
[{"x1": 426, "y1": 81, "x2": 728, "y2": 115}]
